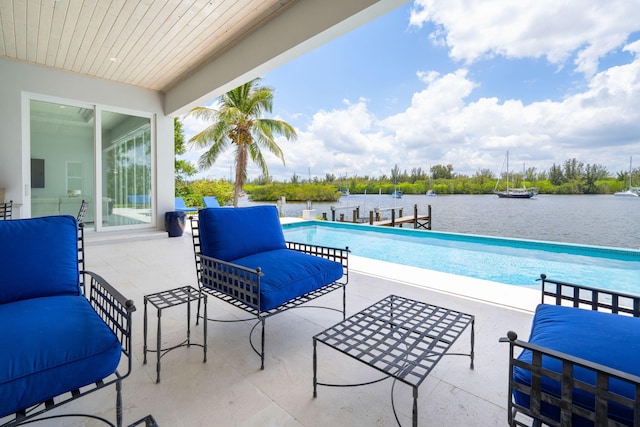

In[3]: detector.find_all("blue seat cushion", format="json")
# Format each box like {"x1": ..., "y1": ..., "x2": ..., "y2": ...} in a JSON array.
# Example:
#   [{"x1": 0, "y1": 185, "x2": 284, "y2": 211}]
[
  {"x1": 513, "y1": 304, "x2": 640, "y2": 426},
  {"x1": 198, "y1": 206, "x2": 286, "y2": 261},
  {"x1": 0, "y1": 215, "x2": 80, "y2": 304},
  {"x1": 0, "y1": 295, "x2": 122, "y2": 417},
  {"x1": 231, "y1": 249, "x2": 344, "y2": 311}
]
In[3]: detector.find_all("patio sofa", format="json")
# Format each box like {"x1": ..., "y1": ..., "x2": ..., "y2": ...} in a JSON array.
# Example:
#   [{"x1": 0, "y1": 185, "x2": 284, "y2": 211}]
[
  {"x1": 32, "y1": 196, "x2": 111, "y2": 223},
  {"x1": 0, "y1": 215, "x2": 136, "y2": 427},
  {"x1": 501, "y1": 274, "x2": 640, "y2": 427},
  {"x1": 191, "y1": 206, "x2": 349, "y2": 369}
]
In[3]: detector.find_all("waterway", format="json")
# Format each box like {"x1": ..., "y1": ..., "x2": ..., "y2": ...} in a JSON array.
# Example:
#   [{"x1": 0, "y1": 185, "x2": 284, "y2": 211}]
[{"x1": 240, "y1": 194, "x2": 640, "y2": 250}]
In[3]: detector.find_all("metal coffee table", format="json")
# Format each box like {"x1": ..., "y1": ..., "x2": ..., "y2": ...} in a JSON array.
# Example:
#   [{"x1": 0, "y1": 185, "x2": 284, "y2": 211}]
[{"x1": 313, "y1": 294, "x2": 474, "y2": 426}]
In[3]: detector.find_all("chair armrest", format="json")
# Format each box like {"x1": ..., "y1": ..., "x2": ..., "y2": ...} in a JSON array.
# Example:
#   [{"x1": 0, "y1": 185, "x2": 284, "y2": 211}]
[
  {"x1": 501, "y1": 331, "x2": 640, "y2": 383},
  {"x1": 84, "y1": 271, "x2": 136, "y2": 378},
  {"x1": 196, "y1": 253, "x2": 263, "y2": 311},
  {"x1": 500, "y1": 331, "x2": 640, "y2": 426}
]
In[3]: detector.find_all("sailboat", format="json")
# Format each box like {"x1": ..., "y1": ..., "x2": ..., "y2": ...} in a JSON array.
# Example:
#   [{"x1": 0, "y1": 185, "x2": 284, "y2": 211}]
[
  {"x1": 614, "y1": 157, "x2": 639, "y2": 197},
  {"x1": 493, "y1": 151, "x2": 538, "y2": 199},
  {"x1": 339, "y1": 175, "x2": 349, "y2": 196}
]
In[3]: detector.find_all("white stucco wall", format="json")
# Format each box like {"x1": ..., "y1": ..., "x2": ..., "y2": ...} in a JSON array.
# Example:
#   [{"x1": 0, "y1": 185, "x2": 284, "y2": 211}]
[{"x1": 0, "y1": 57, "x2": 174, "y2": 229}]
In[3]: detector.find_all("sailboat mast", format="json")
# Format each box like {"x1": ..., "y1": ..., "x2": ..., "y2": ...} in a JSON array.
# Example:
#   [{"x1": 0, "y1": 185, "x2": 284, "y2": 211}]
[{"x1": 506, "y1": 150, "x2": 510, "y2": 192}]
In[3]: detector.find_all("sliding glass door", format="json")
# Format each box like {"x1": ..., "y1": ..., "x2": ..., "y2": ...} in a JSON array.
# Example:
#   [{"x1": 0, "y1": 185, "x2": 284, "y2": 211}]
[
  {"x1": 30, "y1": 100, "x2": 95, "y2": 222},
  {"x1": 30, "y1": 99, "x2": 154, "y2": 230},
  {"x1": 101, "y1": 111, "x2": 152, "y2": 228}
]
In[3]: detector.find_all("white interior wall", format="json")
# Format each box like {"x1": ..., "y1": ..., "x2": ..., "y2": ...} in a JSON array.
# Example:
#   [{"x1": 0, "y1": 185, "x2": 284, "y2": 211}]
[
  {"x1": 0, "y1": 58, "x2": 173, "y2": 227},
  {"x1": 31, "y1": 126, "x2": 94, "y2": 200}
]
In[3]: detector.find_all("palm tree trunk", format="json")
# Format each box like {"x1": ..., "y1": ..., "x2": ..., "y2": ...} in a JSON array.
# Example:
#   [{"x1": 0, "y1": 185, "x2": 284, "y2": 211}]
[{"x1": 234, "y1": 139, "x2": 248, "y2": 207}]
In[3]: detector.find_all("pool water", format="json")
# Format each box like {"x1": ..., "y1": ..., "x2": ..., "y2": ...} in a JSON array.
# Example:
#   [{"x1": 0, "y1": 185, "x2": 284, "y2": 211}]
[{"x1": 282, "y1": 221, "x2": 640, "y2": 293}]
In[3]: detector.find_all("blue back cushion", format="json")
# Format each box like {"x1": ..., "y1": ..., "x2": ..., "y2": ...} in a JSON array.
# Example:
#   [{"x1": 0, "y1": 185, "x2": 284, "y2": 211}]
[
  {"x1": 198, "y1": 206, "x2": 286, "y2": 261},
  {"x1": 0, "y1": 215, "x2": 80, "y2": 304}
]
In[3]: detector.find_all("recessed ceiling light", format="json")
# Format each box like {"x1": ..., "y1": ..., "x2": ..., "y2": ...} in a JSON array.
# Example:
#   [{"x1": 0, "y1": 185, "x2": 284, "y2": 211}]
[{"x1": 109, "y1": 57, "x2": 121, "y2": 63}]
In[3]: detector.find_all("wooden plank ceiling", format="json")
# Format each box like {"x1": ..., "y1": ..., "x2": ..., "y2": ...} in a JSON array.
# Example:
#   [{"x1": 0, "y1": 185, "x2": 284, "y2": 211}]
[{"x1": 0, "y1": 0, "x2": 297, "y2": 92}]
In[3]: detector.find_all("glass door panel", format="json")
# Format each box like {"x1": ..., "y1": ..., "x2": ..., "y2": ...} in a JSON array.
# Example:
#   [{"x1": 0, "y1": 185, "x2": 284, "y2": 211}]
[
  {"x1": 101, "y1": 111, "x2": 152, "y2": 227},
  {"x1": 30, "y1": 100, "x2": 95, "y2": 223}
]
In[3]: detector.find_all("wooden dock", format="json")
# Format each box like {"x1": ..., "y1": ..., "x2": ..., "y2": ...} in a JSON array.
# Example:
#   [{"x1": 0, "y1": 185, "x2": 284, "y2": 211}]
[
  {"x1": 323, "y1": 204, "x2": 431, "y2": 230},
  {"x1": 372, "y1": 204, "x2": 431, "y2": 229}
]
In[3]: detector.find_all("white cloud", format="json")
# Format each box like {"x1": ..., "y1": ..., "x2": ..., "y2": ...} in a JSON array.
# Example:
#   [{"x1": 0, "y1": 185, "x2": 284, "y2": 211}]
[
  {"x1": 183, "y1": 50, "x2": 640, "y2": 181},
  {"x1": 378, "y1": 50, "x2": 640, "y2": 175},
  {"x1": 179, "y1": 3, "x2": 640, "y2": 182},
  {"x1": 410, "y1": 0, "x2": 640, "y2": 76},
  {"x1": 262, "y1": 100, "x2": 397, "y2": 180}
]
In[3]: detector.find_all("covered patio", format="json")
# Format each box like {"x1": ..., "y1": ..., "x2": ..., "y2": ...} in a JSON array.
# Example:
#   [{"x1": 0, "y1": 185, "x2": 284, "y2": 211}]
[
  {"x1": 1, "y1": 1, "x2": 542, "y2": 425},
  {"x1": 35, "y1": 223, "x2": 539, "y2": 426}
]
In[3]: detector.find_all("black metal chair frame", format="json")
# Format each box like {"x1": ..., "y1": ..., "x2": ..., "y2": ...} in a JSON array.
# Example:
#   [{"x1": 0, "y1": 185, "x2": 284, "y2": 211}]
[
  {"x1": 0, "y1": 200, "x2": 12, "y2": 220},
  {"x1": 1, "y1": 224, "x2": 137, "y2": 427},
  {"x1": 190, "y1": 216, "x2": 349, "y2": 369},
  {"x1": 501, "y1": 274, "x2": 640, "y2": 427},
  {"x1": 77, "y1": 199, "x2": 89, "y2": 224}
]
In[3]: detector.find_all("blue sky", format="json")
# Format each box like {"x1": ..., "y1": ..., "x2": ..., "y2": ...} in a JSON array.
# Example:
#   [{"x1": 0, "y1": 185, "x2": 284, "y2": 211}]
[{"x1": 182, "y1": 0, "x2": 640, "y2": 181}]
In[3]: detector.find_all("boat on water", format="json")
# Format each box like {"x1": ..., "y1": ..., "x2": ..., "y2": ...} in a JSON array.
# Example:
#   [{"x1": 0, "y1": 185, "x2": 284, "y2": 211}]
[
  {"x1": 494, "y1": 151, "x2": 538, "y2": 199},
  {"x1": 391, "y1": 190, "x2": 403, "y2": 198},
  {"x1": 426, "y1": 189, "x2": 437, "y2": 196},
  {"x1": 614, "y1": 157, "x2": 639, "y2": 197},
  {"x1": 615, "y1": 189, "x2": 639, "y2": 197}
]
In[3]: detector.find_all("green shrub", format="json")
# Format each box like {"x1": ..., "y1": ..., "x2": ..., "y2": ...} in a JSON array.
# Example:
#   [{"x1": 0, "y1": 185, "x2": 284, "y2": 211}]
[{"x1": 176, "y1": 179, "x2": 234, "y2": 206}]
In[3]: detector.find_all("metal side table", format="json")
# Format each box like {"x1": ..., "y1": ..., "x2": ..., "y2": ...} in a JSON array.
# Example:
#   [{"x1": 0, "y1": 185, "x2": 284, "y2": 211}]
[{"x1": 143, "y1": 286, "x2": 207, "y2": 383}]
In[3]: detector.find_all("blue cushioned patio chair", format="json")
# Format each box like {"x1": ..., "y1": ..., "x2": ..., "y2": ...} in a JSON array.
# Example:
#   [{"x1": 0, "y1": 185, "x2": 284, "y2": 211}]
[
  {"x1": 202, "y1": 196, "x2": 221, "y2": 208},
  {"x1": 501, "y1": 274, "x2": 640, "y2": 427},
  {"x1": 190, "y1": 206, "x2": 349, "y2": 369},
  {"x1": 0, "y1": 216, "x2": 136, "y2": 427},
  {"x1": 175, "y1": 197, "x2": 198, "y2": 212}
]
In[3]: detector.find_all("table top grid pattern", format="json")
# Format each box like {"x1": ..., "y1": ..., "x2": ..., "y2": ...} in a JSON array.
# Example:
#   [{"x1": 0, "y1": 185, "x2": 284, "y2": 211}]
[
  {"x1": 145, "y1": 286, "x2": 202, "y2": 310},
  {"x1": 314, "y1": 295, "x2": 473, "y2": 387}
]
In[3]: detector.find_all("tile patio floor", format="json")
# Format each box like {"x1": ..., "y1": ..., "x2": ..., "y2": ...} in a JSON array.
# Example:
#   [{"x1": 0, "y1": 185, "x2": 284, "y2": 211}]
[{"x1": 30, "y1": 221, "x2": 542, "y2": 426}]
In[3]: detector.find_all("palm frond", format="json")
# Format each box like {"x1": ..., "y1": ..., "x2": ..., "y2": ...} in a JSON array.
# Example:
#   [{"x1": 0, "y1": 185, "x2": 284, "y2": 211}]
[{"x1": 185, "y1": 77, "x2": 297, "y2": 206}]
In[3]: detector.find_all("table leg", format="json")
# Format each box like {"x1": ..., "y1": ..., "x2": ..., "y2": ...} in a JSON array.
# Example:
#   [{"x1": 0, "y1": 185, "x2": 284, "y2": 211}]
[
  {"x1": 156, "y1": 308, "x2": 162, "y2": 383},
  {"x1": 187, "y1": 288, "x2": 191, "y2": 346},
  {"x1": 260, "y1": 318, "x2": 265, "y2": 370},
  {"x1": 203, "y1": 294, "x2": 208, "y2": 363},
  {"x1": 412, "y1": 387, "x2": 418, "y2": 427},
  {"x1": 470, "y1": 318, "x2": 475, "y2": 370},
  {"x1": 313, "y1": 338, "x2": 318, "y2": 398},
  {"x1": 143, "y1": 297, "x2": 148, "y2": 364}
]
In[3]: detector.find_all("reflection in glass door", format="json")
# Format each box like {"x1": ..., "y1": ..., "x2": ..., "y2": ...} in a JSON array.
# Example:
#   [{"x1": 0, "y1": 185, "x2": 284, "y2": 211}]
[
  {"x1": 101, "y1": 111, "x2": 152, "y2": 227},
  {"x1": 30, "y1": 100, "x2": 95, "y2": 223}
]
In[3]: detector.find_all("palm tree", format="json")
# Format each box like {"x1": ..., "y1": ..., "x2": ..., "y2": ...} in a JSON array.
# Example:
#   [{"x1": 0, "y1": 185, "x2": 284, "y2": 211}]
[{"x1": 188, "y1": 78, "x2": 297, "y2": 206}]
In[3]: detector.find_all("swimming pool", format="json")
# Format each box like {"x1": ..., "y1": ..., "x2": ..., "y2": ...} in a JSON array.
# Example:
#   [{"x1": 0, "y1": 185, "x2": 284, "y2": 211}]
[{"x1": 282, "y1": 221, "x2": 640, "y2": 293}]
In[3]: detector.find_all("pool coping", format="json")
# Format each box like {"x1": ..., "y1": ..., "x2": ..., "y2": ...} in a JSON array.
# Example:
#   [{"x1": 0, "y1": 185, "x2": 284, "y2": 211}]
[{"x1": 349, "y1": 254, "x2": 540, "y2": 313}]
